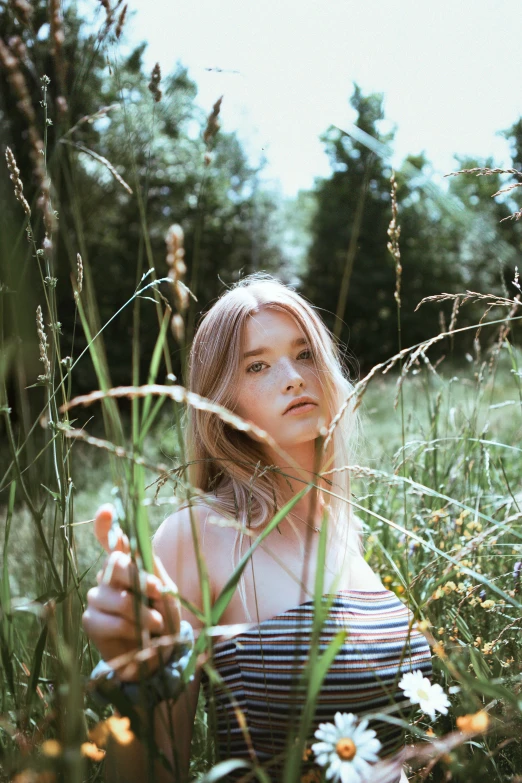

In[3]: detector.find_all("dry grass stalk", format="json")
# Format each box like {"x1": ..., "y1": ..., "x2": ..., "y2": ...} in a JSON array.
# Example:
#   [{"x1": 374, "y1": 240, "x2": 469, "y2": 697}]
[
  {"x1": 514, "y1": 266, "x2": 521, "y2": 295},
  {"x1": 36, "y1": 306, "x2": 51, "y2": 382},
  {"x1": 148, "y1": 62, "x2": 162, "y2": 102},
  {"x1": 59, "y1": 384, "x2": 317, "y2": 489},
  {"x1": 165, "y1": 223, "x2": 188, "y2": 328},
  {"x1": 448, "y1": 295, "x2": 460, "y2": 333},
  {"x1": 415, "y1": 289, "x2": 518, "y2": 312},
  {"x1": 115, "y1": 4, "x2": 127, "y2": 39},
  {"x1": 5, "y1": 146, "x2": 31, "y2": 215},
  {"x1": 37, "y1": 176, "x2": 57, "y2": 241},
  {"x1": 0, "y1": 39, "x2": 45, "y2": 186},
  {"x1": 98, "y1": 0, "x2": 113, "y2": 28},
  {"x1": 203, "y1": 95, "x2": 223, "y2": 162},
  {"x1": 48, "y1": 0, "x2": 67, "y2": 115},
  {"x1": 63, "y1": 103, "x2": 120, "y2": 138},
  {"x1": 75, "y1": 253, "x2": 83, "y2": 300},
  {"x1": 10, "y1": 0, "x2": 33, "y2": 24},
  {"x1": 60, "y1": 139, "x2": 133, "y2": 194},
  {"x1": 387, "y1": 170, "x2": 401, "y2": 306},
  {"x1": 444, "y1": 165, "x2": 522, "y2": 222},
  {"x1": 56, "y1": 423, "x2": 169, "y2": 474}
]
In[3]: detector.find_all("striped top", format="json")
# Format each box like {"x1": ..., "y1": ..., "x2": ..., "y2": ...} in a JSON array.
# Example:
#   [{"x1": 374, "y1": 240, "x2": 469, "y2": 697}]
[{"x1": 202, "y1": 589, "x2": 433, "y2": 780}]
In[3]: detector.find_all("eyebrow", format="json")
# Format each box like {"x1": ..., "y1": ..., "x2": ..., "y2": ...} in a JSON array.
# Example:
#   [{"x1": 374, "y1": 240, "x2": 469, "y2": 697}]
[{"x1": 242, "y1": 336, "x2": 309, "y2": 360}]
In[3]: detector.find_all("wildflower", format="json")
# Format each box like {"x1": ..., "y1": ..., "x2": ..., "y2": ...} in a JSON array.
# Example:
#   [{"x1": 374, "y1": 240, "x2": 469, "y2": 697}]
[
  {"x1": 481, "y1": 600, "x2": 495, "y2": 610},
  {"x1": 442, "y1": 581, "x2": 457, "y2": 595},
  {"x1": 417, "y1": 619, "x2": 430, "y2": 633},
  {"x1": 473, "y1": 636, "x2": 482, "y2": 647},
  {"x1": 312, "y1": 712, "x2": 382, "y2": 783},
  {"x1": 438, "y1": 628, "x2": 444, "y2": 636},
  {"x1": 431, "y1": 586, "x2": 443, "y2": 600},
  {"x1": 432, "y1": 641, "x2": 447, "y2": 659},
  {"x1": 514, "y1": 561, "x2": 521, "y2": 588},
  {"x1": 456, "y1": 710, "x2": 489, "y2": 734},
  {"x1": 398, "y1": 670, "x2": 450, "y2": 720},
  {"x1": 382, "y1": 575, "x2": 393, "y2": 585},
  {"x1": 88, "y1": 715, "x2": 134, "y2": 748},
  {"x1": 81, "y1": 741, "x2": 106, "y2": 761},
  {"x1": 425, "y1": 727, "x2": 435, "y2": 737},
  {"x1": 41, "y1": 739, "x2": 61, "y2": 757},
  {"x1": 479, "y1": 590, "x2": 486, "y2": 601},
  {"x1": 396, "y1": 585, "x2": 405, "y2": 595},
  {"x1": 482, "y1": 642, "x2": 494, "y2": 655}
]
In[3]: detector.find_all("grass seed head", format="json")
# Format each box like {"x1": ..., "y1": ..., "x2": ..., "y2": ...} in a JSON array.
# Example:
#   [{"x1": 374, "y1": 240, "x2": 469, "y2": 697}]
[
  {"x1": 148, "y1": 62, "x2": 162, "y2": 102},
  {"x1": 5, "y1": 146, "x2": 31, "y2": 215},
  {"x1": 36, "y1": 305, "x2": 51, "y2": 381}
]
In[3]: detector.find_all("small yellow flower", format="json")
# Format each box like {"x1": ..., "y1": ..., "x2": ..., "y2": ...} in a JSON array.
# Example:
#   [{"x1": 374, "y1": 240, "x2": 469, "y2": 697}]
[
  {"x1": 383, "y1": 575, "x2": 393, "y2": 584},
  {"x1": 396, "y1": 585, "x2": 405, "y2": 594},
  {"x1": 456, "y1": 710, "x2": 490, "y2": 734},
  {"x1": 81, "y1": 741, "x2": 106, "y2": 762},
  {"x1": 432, "y1": 641, "x2": 447, "y2": 659},
  {"x1": 89, "y1": 716, "x2": 134, "y2": 748},
  {"x1": 482, "y1": 642, "x2": 494, "y2": 655},
  {"x1": 438, "y1": 627, "x2": 444, "y2": 635},
  {"x1": 473, "y1": 636, "x2": 482, "y2": 647},
  {"x1": 425, "y1": 727, "x2": 435, "y2": 737},
  {"x1": 481, "y1": 600, "x2": 495, "y2": 610},
  {"x1": 417, "y1": 619, "x2": 430, "y2": 632},
  {"x1": 41, "y1": 739, "x2": 62, "y2": 758}
]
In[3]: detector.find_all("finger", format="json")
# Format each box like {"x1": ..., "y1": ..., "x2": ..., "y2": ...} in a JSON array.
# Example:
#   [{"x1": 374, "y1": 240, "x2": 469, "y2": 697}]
[
  {"x1": 83, "y1": 603, "x2": 163, "y2": 642},
  {"x1": 87, "y1": 585, "x2": 165, "y2": 633},
  {"x1": 98, "y1": 552, "x2": 164, "y2": 599},
  {"x1": 93, "y1": 503, "x2": 130, "y2": 554}
]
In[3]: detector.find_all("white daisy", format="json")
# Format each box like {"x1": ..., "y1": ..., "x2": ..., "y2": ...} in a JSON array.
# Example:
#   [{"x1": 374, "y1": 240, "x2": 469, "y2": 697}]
[
  {"x1": 398, "y1": 670, "x2": 451, "y2": 721},
  {"x1": 311, "y1": 712, "x2": 382, "y2": 783}
]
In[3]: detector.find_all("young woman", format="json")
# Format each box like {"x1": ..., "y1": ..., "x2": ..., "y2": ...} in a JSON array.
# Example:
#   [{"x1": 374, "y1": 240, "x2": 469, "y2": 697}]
[{"x1": 83, "y1": 274, "x2": 433, "y2": 783}]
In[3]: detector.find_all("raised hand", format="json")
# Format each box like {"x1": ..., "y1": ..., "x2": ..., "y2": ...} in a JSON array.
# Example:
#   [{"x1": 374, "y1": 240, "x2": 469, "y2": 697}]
[{"x1": 82, "y1": 503, "x2": 182, "y2": 682}]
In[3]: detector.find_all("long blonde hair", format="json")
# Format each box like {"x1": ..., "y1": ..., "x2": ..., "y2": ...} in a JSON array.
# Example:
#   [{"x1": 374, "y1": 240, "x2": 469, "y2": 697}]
[{"x1": 179, "y1": 272, "x2": 363, "y2": 610}]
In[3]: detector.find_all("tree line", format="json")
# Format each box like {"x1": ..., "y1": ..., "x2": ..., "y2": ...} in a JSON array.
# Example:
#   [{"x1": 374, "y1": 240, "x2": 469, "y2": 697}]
[{"x1": 1, "y1": 0, "x2": 521, "y2": 414}]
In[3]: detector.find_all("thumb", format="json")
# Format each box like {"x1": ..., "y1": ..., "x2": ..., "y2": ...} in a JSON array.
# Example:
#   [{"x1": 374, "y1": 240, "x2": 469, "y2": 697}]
[{"x1": 93, "y1": 503, "x2": 130, "y2": 554}]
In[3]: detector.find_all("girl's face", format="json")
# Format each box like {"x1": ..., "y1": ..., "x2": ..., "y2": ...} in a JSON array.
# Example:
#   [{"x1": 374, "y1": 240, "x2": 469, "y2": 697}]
[{"x1": 234, "y1": 308, "x2": 327, "y2": 451}]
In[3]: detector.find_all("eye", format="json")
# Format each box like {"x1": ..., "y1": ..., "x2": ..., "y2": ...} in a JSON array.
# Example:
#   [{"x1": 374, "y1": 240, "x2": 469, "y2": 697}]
[
  {"x1": 246, "y1": 349, "x2": 312, "y2": 374},
  {"x1": 246, "y1": 361, "x2": 266, "y2": 374}
]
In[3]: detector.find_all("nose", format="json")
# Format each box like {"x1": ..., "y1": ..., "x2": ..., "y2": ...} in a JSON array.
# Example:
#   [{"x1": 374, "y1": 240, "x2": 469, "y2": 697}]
[{"x1": 280, "y1": 358, "x2": 305, "y2": 389}]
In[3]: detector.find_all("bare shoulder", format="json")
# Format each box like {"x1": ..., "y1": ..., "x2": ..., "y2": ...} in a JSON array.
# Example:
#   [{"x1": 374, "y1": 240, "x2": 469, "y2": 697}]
[{"x1": 152, "y1": 500, "x2": 236, "y2": 623}]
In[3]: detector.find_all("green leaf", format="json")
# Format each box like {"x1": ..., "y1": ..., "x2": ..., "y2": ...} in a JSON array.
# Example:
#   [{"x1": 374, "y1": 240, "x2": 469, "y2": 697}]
[{"x1": 25, "y1": 623, "x2": 48, "y2": 713}]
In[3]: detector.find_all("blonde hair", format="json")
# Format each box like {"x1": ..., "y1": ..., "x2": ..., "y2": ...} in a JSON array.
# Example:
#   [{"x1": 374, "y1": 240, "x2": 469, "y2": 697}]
[{"x1": 178, "y1": 272, "x2": 363, "y2": 613}]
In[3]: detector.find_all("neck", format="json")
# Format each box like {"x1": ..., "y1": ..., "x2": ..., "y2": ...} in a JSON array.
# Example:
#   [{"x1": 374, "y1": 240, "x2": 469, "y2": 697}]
[{"x1": 266, "y1": 439, "x2": 326, "y2": 532}]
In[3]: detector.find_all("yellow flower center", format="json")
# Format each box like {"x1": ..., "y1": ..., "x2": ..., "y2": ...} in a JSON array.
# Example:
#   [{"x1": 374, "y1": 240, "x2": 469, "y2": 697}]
[
  {"x1": 417, "y1": 688, "x2": 429, "y2": 700},
  {"x1": 336, "y1": 737, "x2": 357, "y2": 760}
]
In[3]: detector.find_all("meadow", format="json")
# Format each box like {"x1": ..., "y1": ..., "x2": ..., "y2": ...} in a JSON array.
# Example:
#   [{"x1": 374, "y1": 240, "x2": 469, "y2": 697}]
[{"x1": 1, "y1": 5, "x2": 522, "y2": 781}]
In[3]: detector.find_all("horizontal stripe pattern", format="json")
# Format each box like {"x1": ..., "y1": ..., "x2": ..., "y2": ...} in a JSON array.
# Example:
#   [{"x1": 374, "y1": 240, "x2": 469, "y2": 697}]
[{"x1": 202, "y1": 589, "x2": 433, "y2": 780}]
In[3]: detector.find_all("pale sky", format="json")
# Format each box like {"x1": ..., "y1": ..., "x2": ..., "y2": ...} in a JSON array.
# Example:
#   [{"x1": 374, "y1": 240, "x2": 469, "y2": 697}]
[{"x1": 121, "y1": 0, "x2": 522, "y2": 197}]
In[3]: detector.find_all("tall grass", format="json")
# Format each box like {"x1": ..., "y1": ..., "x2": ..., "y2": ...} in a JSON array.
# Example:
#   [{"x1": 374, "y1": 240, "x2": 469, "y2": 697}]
[{"x1": 1, "y1": 14, "x2": 522, "y2": 783}]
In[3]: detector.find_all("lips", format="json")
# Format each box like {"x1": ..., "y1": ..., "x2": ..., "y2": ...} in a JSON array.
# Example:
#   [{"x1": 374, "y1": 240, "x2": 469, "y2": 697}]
[{"x1": 283, "y1": 397, "x2": 317, "y2": 414}]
